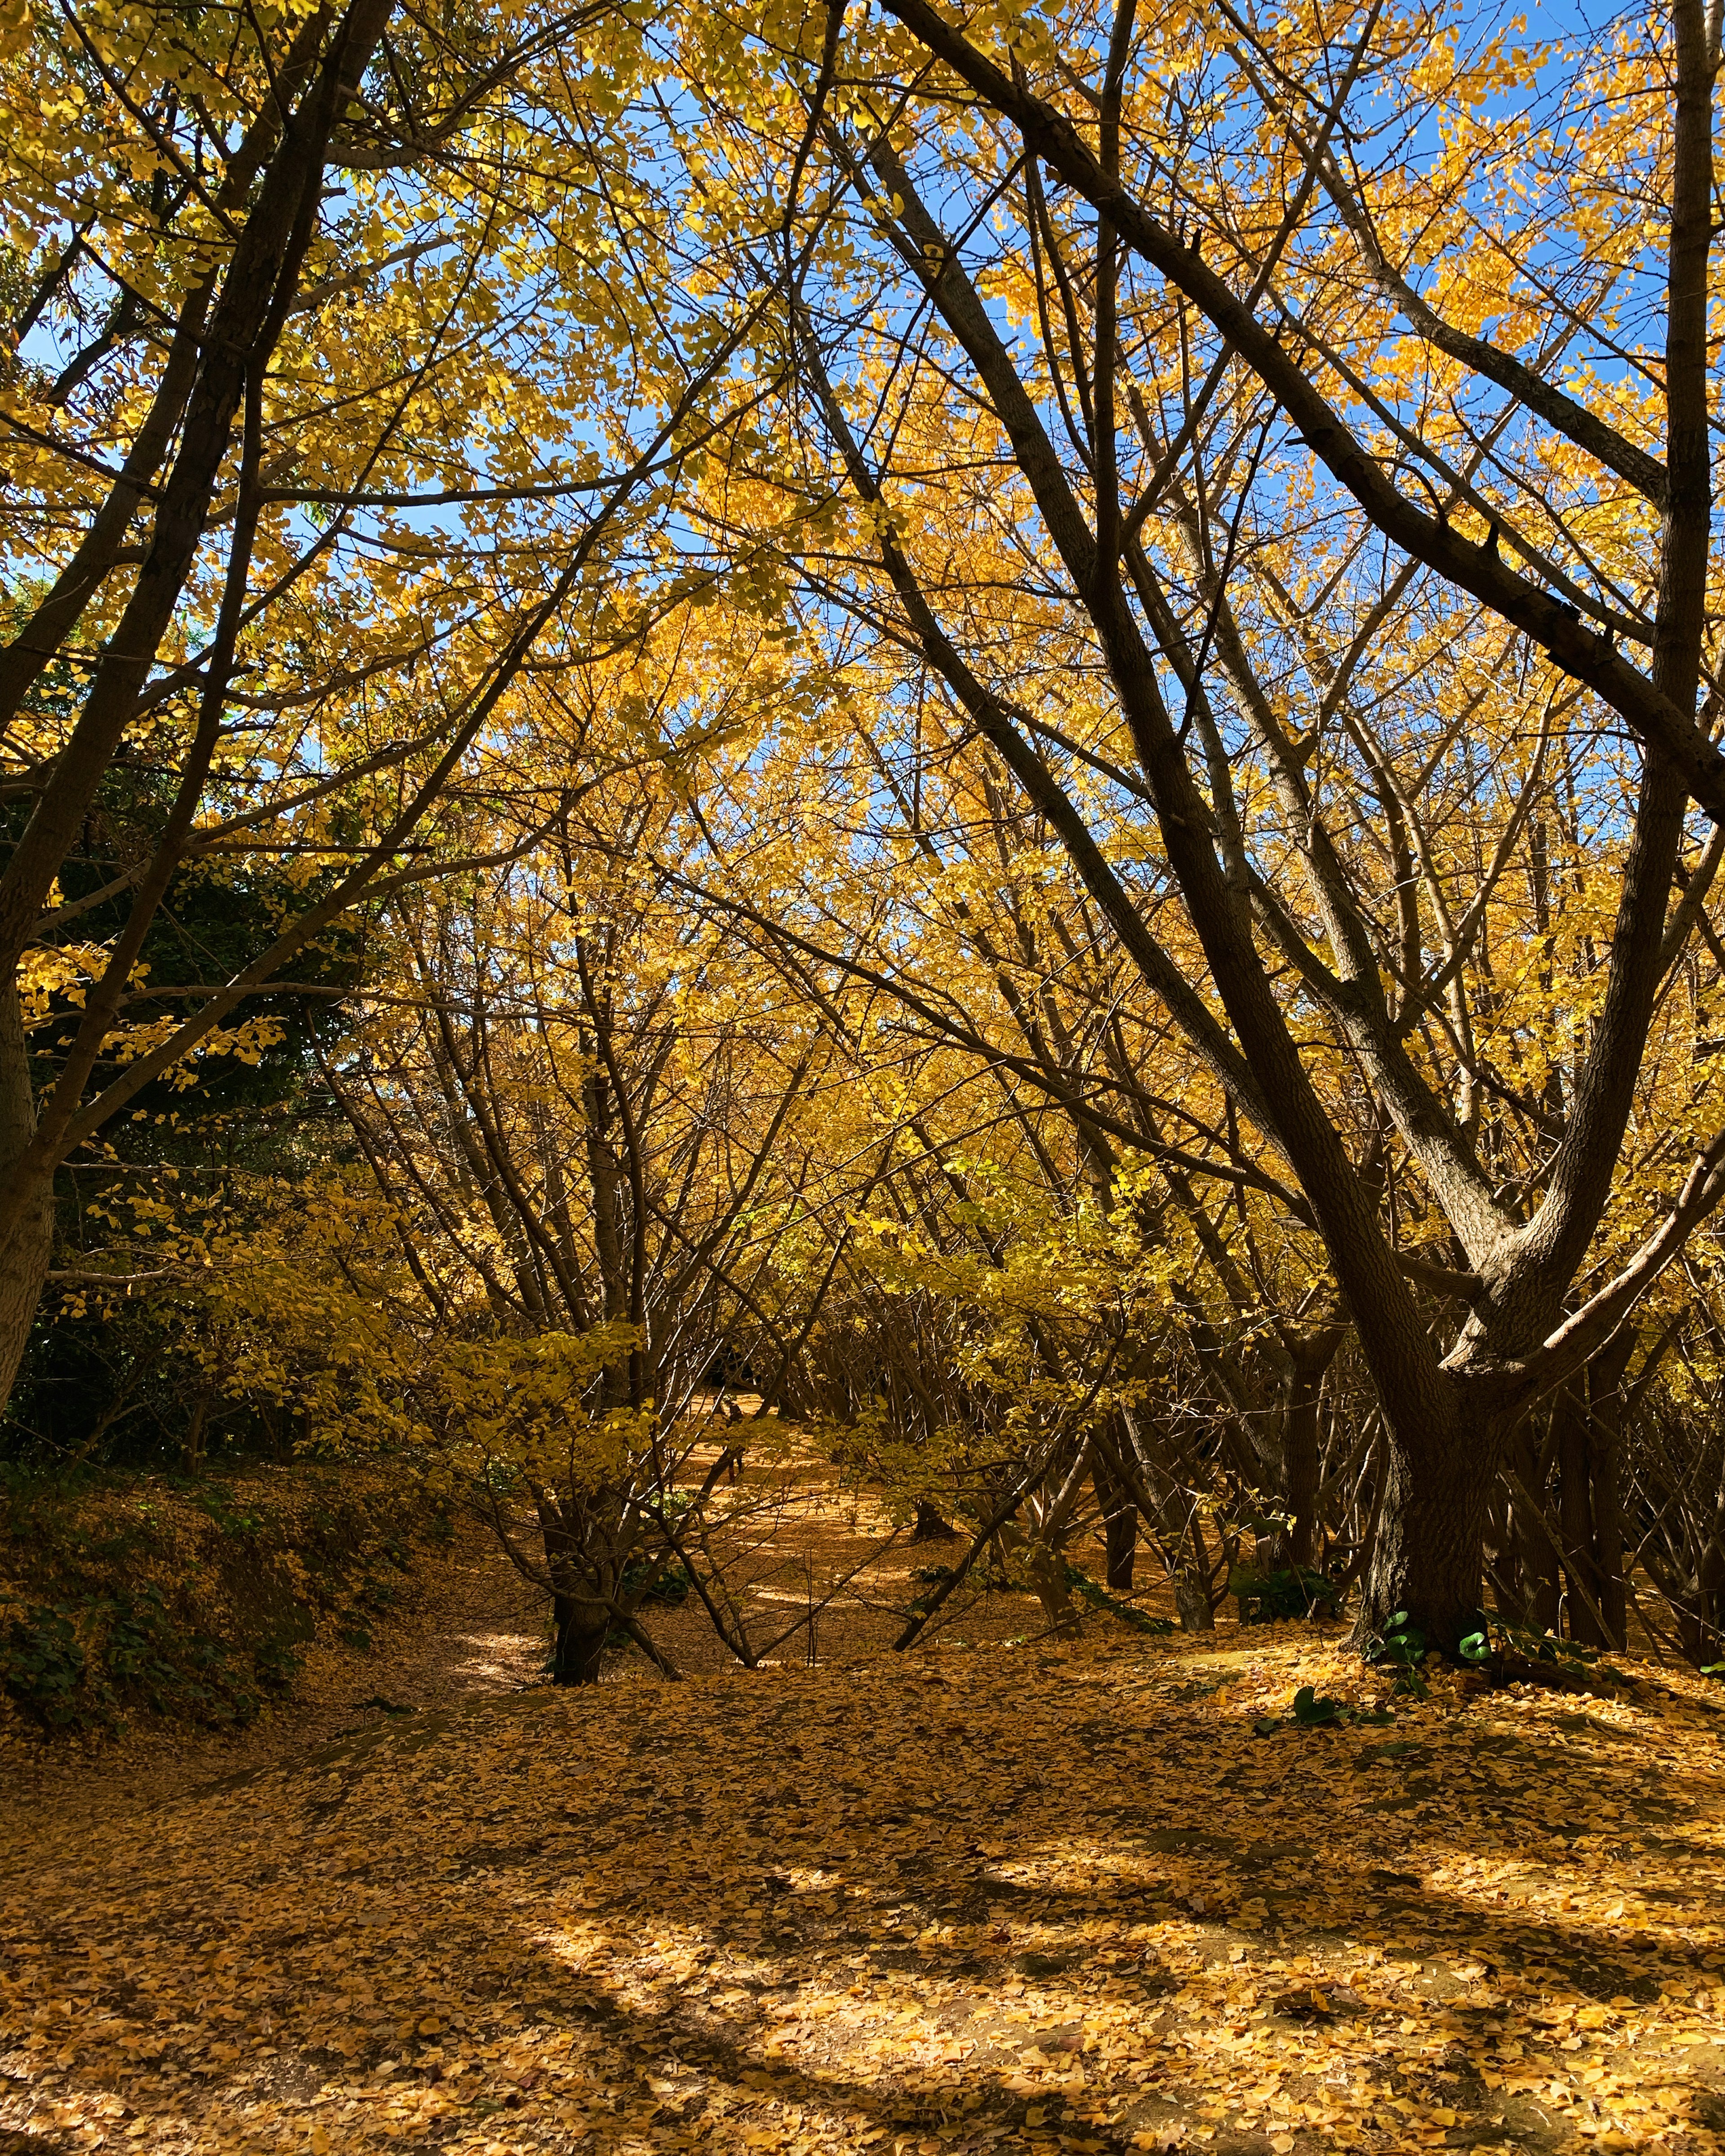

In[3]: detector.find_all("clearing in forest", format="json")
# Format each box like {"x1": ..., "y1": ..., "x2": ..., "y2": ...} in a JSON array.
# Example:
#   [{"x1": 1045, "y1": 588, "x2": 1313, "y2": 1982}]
[{"x1": 3, "y1": 1634, "x2": 1725, "y2": 2156}]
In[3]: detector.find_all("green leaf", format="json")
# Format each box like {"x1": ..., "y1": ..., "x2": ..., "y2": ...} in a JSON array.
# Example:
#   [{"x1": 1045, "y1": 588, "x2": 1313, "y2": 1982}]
[{"x1": 1292, "y1": 1683, "x2": 1342, "y2": 1726}]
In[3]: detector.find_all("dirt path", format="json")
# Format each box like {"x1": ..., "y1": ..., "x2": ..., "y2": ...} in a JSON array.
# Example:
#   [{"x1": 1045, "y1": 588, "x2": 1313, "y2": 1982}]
[
  {"x1": 0, "y1": 1520, "x2": 548, "y2": 1847},
  {"x1": 0, "y1": 1445, "x2": 1135, "y2": 1851}
]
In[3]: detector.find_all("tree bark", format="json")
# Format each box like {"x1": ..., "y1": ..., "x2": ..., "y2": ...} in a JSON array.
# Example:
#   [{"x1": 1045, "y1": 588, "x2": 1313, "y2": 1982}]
[
  {"x1": 1354, "y1": 1377, "x2": 1497, "y2": 1646},
  {"x1": 1092, "y1": 1444, "x2": 1138, "y2": 1590},
  {"x1": 0, "y1": 982, "x2": 51, "y2": 1412},
  {"x1": 551, "y1": 1595, "x2": 609, "y2": 1686},
  {"x1": 1504, "y1": 1420, "x2": 1561, "y2": 1635}
]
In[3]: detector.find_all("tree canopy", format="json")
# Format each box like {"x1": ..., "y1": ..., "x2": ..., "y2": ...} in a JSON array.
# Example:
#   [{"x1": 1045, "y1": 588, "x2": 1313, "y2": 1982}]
[{"x1": 0, "y1": 0, "x2": 1723, "y2": 1678}]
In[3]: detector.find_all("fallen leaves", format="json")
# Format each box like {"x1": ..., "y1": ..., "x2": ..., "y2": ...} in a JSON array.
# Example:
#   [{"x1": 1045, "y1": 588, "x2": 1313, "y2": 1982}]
[{"x1": 1, "y1": 1631, "x2": 1723, "y2": 2152}]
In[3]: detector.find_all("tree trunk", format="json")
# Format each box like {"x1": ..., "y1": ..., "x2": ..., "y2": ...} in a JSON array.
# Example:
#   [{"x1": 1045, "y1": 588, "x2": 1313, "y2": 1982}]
[
  {"x1": 1281, "y1": 1370, "x2": 1320, "y2": 1570},
  {"x1": 0, "y1": 980, "x2": 52, "y2": 1414},
  {"x1": 911, "y1": 1499, "x2": 958, "y2": 1542},
  {"x1": 1172, "y1": 1568, "x2": 1214, "y2": 1632},
  {"x1": 1354, "y1": 1381, "x2": 1497, "y2": 1652},
  {"x1": 1555, "y1": 1380, "x2": 1605, "y2": 1645},
  {"x1": 1092, "y1": 1445, "x2": 1137, "y2": 1590},
  {"x1": 1504, "y1": 1418, "x2": 1561, "y2": 1634},
  {"x1": 1278, "y1": 1326, "x2": 1342, "y2": 1571},
  {"x1": 551, "y1": 1594, "x2": 609, "y2": 1685},
  {"x1": 183, "y1": 1387, "x2": 213, "y2": 1477},
  {"x1": 1171, "y1": 1502, "x2": 1216, "y2": 1631},
  {"x1": 1586, "y1": 1330, "x2": 1635, "y2": 1649}
]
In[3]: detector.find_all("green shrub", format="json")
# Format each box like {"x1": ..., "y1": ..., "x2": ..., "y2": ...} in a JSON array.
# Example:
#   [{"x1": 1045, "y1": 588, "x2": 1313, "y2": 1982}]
[
  {"x1": 1230, "y1": 1565, "x2": 1341, "y2": 1623},
  {"x1": 0, "y1": 1604, "x2": 87, "y2": 1727}
]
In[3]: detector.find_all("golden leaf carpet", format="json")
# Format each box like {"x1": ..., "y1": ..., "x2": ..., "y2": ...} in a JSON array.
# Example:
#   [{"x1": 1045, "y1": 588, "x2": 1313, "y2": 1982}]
[{"x1": 4, "y1": 1634, "x2": 1725, "y2": 2156}]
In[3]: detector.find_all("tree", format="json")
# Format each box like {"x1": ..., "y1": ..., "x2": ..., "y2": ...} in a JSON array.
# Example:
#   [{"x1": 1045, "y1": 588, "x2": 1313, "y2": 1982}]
[
  {"x1": 671, "y1": 0, "x2": 1725, "y2": 1649},
  {"x1": 0, "y1": 0, "x2": 751, "y2": 1412}
]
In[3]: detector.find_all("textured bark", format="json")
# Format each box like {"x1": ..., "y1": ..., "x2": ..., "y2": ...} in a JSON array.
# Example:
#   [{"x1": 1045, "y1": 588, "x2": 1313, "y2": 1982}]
[
  {"x1": 1280, "y1": 1328, "x2": 1343, "y2": 1570},
  {"x1": 1091, "y1": 1449, "x2": 1137, "y2": 1590},
  {"x1": 1354, "y1": 1378, "x2": 1498, "y2": 1649},
  {"x1": 1556, "y1": 1329, "x2": 1636, "y2": 1647},
  {"x1": 0, "y1": 983, "x2": 51, "y2": 1411},
  {"x1": 1172, "y1": 1564, "x2": 1215, "y2": 1634},
  {"x1": 1556, "y1": 1385, "x2": 1602, "y2": 1644},
  {"x1": 551, "y1": 1596, "x2": 609, "y2": 1686},
  {"x1": 1590, "y1": 1373, "x2": 1629, "y2": 1652},
  {"x1": 1504, "y1": 1420, "x2": 1562, "y2": 1635}
]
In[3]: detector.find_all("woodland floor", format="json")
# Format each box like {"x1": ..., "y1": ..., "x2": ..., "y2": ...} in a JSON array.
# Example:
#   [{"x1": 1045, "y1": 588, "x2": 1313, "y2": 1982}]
[{"x1": 4, "y1": 1504, "x2": 1725, "y2": 2156}]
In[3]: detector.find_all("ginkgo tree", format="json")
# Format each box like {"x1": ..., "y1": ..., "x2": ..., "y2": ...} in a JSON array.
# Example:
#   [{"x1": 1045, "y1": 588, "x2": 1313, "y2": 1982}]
[
  {"x1": 0, "y1": 0, "x2": 765, "y2": 1410},
  {"x1": 662, "y1": 0, "x2": 1725, "y2": 1652}
]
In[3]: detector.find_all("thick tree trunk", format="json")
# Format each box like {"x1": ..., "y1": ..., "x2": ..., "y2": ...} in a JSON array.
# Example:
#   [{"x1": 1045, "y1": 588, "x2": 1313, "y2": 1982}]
[
  {"x1": 551, "y1": 1595, "x2": 609, "y2": 1685},
  {"x1": 1282, "y1": 1391, "x2": 1320, "y2": 1571},
  {"x1": 1170, "y1": 1502, "x2": 1216, "y2": 1631},
  {"x1": 1586, "y1": 1330, "x2": 1634, "y2": 1648},
  {"x1": 0, "y1": 981, "x2": 52, "y2": 1414},
  {"x1": 1354, "y1": 1380, "x2": 1498, "y2": 1652},
  {"x1": 1552, "y1": 1329, "x2": 1636, "y2": 1648},
  {"x1": 1278, "y1": 1326, "x2": 1342, "y2": 1571},
  {"x1": 1501, "y1": 1420, "x2": 1562, "y2": 1634},
  {"x1": 1172, "y1": 1568, "x2": 1214, "y2": 1632}
]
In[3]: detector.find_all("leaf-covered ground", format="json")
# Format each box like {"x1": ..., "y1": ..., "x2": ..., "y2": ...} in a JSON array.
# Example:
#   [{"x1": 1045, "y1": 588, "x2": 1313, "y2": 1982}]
[{"x1": 4, "y1": 1633, "x2": 1725, "y2": 2156}]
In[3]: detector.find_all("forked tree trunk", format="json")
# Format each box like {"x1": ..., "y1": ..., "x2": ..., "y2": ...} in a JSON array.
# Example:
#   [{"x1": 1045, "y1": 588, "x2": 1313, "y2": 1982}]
[{"x1": 0, "y1": 981, "x2": 53, "y2": 1414}]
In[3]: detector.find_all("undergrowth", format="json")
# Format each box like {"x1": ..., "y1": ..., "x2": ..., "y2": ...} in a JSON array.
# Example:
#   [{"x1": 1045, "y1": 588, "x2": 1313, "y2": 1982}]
[{"x1": 0, "y1": 1465, "x2": 447, "y2": 1735}]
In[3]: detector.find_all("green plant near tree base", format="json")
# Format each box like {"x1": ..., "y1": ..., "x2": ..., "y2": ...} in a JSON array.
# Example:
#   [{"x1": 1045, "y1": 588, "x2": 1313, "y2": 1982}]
[
  {"x1": 0, "y1": 1469, "x2": 440, "y2": 1735},
  {"x1": 601, "y1": 1557, "x2": 696, "y2": 1652},
  {"x1": 1457, "y1": 1608, "x2": 1625, "y2": 1683},
  {"x1": 622, "y1": 1555, "x2": 692, "y2": 1607},
  {"x1": 1253, "y1": 1684, "x2": 1395, "y2": 1735},
  {"x1": 0, "y1": 1587, "x2": 279, "y2": 1731},
  {"x1": 1229, "y1": 1565, "x2": 1342, "y2": 1623},
  {"x1": 906, "y1": 1559, "x2": 1013, "y2": 1615},
  {"x1": 0, "y1": 1604, "x2": 86, "y2": 1726},
  {"x1": 1363, "y1": 1608, "x2": 1429, "y2": 1697}
]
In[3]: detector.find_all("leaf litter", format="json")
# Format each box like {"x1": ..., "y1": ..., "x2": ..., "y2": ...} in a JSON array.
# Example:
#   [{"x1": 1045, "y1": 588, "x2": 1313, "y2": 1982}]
[{"x1": 3, "y1": 1631, "x2": 1725, "y2": 2155}]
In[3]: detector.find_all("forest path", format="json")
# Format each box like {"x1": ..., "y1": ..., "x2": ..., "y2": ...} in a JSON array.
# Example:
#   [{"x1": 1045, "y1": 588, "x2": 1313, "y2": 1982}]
[
  {"x1": 4, "y1": 1630, "x2": 1725, "y2": 2156},
  {"x1": 0, "y1": 1519, "x2": 547, "y2": 1852}
]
